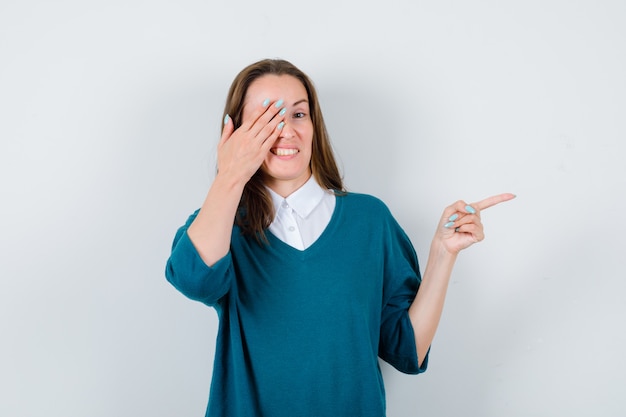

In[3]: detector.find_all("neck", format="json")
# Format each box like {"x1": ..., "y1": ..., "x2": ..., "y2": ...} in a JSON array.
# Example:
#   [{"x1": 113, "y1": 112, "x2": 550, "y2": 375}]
[{"x1": 265, "y1": 173, "x2": 312, "y2": 198}]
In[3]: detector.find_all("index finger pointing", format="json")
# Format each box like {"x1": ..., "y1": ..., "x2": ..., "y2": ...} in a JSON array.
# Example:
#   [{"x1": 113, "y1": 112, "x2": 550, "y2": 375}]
[{"x1": 473, "y1": 193, "x2": 516, "y2": 211}]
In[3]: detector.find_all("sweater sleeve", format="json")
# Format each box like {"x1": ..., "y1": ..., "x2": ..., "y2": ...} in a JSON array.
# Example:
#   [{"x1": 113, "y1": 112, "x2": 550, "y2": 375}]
[
  {"x1": 378, "y1": 211, "x2": 428, "y2": 375},
  {"x1": 165, "y1": 210, "x2": 234, "y2": 306}
]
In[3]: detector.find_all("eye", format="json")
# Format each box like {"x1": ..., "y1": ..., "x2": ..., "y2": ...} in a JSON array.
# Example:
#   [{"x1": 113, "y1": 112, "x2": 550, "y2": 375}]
[{"x1": 293, "y1": 112, "x2": 306, "y2": 119}]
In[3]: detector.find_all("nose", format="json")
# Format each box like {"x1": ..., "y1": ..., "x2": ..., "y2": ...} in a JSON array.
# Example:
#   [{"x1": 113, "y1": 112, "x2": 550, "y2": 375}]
[{"x1": 278, "y1": 122, "x2": 295, "y2": 139}]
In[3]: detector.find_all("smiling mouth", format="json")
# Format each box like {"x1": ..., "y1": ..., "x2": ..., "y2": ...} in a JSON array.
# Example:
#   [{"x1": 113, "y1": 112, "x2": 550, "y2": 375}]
[{"x1": 271, "y1": 148, "x2": 299, "y2": 156}]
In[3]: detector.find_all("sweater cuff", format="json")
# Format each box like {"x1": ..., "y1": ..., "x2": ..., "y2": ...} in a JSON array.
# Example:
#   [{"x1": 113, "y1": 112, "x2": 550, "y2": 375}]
[{"x1": 166, "y1": 231, "x2": 232, "y2": 305}]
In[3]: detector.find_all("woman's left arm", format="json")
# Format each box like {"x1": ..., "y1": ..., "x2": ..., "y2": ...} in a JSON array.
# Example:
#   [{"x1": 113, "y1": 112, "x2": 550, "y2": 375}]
[{"x1": 408, "y1": 193, "x2": 516, "y2": 367}]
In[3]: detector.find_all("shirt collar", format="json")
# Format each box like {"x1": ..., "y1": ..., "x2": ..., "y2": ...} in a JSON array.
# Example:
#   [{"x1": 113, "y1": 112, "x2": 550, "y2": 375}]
[{"x1": 267, "y1": 176, "x2": 327, "y2": 219}]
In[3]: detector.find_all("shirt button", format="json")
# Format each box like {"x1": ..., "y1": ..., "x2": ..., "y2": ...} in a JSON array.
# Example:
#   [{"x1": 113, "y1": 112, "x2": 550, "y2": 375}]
[
  {"x1": 282, "y1": 201, "x2": 289, "y2": 209},
  {"x1": 288, "y1": 226, "x2": 295, "y2": 232}
]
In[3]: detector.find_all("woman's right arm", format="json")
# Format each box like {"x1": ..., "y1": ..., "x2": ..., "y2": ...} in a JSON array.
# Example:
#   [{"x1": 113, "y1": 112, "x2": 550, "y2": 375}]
[{"x1": 186, "y1": 98, "x2": 287, "y2": 266}]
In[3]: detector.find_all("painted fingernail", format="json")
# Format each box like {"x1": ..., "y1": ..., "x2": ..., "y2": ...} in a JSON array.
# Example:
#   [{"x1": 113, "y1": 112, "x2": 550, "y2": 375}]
[
  {"x1": 262, "y1": 98, "x2": 270, "y2": 107},
  {"x1": 277, "y1": 121, "x2": 285, "y2": 130},
  {"x1": 279, "y1": 108, "x2": 286, "y2": 116},
  {"x1": 223, "y1": 114, "x2": 230, "y2": 125},
  {"x1": 274, "y1": 99, "x2": 284, "y2": 108},
  {"x1": 465, "y1": 205, "x2": 476, "y2": 214},
  {"x1": 444, "y1": 221, "x2": 455, "y2": 228},
  {"x1": 448, "y1": 214, "x2": 458, "y2": 221}
]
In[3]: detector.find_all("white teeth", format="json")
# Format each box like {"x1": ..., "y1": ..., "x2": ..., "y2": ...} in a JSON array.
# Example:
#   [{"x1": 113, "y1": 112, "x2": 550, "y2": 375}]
[{"x1": 273, "y1": 148, "x2": 299, "y2": 156}]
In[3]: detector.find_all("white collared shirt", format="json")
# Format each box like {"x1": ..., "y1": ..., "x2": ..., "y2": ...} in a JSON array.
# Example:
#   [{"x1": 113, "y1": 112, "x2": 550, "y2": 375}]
[{"x1": 267, "y1": 176, "x2": 336, "y2": 250}]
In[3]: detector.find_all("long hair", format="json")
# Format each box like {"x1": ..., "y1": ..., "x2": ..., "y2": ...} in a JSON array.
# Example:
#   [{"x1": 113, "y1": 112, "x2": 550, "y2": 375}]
[{"x1": 221, "y1": 59, "x2": 345, "y2": 243}]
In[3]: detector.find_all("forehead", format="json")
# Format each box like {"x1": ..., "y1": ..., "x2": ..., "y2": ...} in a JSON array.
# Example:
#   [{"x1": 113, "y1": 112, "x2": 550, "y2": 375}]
[{"x1": 245, "y1": 74, "x2": 308, "y2": 102}]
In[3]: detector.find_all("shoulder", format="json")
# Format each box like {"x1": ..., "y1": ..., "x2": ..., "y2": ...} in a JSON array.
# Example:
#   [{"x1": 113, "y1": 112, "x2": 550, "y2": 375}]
[
  {"x1": 339, "y1": 192, "x2": 411, "y2": 240},
  {"x1": 338, "y1": 192, "x2": 418, "y2": 262},
  {"x1": 339, "y1": 192, "x2": 393, "y2": 216}
]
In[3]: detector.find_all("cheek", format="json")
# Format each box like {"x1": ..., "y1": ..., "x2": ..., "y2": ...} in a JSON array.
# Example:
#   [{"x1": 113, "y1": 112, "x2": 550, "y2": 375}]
[{"x1": 296, "y1": 125, "x2": 314, "y2": 147}]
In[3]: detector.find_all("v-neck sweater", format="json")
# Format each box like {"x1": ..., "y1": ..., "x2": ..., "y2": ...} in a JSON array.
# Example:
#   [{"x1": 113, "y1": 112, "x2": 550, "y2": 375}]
[{"x1": 166, "y1": 192, "x2": 428, "y2": 417}]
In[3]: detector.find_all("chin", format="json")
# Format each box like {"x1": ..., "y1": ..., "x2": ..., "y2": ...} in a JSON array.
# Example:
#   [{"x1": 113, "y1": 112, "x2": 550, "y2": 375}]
[{"x1": 262, "y1": 166, "x2": 311, "y2": 184}]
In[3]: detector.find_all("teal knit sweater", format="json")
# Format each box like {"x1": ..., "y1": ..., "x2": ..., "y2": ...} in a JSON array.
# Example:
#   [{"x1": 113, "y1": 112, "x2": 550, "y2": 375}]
[{"x1": 166, "y1": 193, "x2": 428, "y2": 417}]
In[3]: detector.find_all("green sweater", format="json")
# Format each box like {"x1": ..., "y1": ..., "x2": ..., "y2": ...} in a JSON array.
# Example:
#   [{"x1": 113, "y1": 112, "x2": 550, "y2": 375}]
[{"x1": 166, "y1": 193, "x2": 428, "y2": 417}]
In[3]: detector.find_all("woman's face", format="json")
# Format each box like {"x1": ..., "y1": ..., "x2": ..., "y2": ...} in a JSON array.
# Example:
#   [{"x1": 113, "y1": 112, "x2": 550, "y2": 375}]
[{"x1": 242, "y1": 74, "x2": 314, "y2": 196}]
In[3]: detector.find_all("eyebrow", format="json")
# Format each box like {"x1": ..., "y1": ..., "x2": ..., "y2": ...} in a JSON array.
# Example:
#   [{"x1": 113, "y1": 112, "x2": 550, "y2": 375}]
[{"x1": 292, "y1": 99, "x2": 309, "y2": 106}]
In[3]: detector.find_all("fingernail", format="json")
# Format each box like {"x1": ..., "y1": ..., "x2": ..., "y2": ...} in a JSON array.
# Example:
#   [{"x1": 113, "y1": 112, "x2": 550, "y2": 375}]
[
  {"x1": 465, "y1": 205, "x2": 476, "y2": 214},
  {"x1": 277, "y1": 121, "x2": 285, "y2": 130},
  {"x1": 274, "y1": 99, "x2": 284, "y2": 108},
  {"x1": 448, "y1": 214, "x2": 458, "y2": 221},
  {"x1": 223, "y1": 114, "x2": 229, "y2": 125},
  {"x1": 262, "y1": 98, "x2": 270, "y2": 107},
  {"x1": 444, "y1": 221, "x2": 455, "y2": 228},
  {"x1": 279, "y1": 108, "x2": 286, "y2": 116}
]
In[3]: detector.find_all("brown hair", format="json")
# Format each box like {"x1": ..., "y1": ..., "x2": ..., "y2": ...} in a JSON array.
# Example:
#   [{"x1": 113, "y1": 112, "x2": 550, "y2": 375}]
[{"x1": 222, "y1": 58, "x2": 345, "y2": 243}]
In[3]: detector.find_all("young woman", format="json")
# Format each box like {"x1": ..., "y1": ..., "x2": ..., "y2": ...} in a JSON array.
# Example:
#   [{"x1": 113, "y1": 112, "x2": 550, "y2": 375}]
[{"x1": 166, "y1": 58, "x2": 514, "y2": 417}]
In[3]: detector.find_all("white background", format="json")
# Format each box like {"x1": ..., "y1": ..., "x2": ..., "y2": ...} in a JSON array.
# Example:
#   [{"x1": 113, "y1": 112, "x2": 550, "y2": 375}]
[{"x1": 2, "y1": 1, "x2": 625, "y2": 416}]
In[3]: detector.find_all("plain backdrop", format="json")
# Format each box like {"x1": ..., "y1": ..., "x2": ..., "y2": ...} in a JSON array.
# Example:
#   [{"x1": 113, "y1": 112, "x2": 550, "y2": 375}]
[{"x1": 1, "y1": 1, "x2": 625, "y2": 416}]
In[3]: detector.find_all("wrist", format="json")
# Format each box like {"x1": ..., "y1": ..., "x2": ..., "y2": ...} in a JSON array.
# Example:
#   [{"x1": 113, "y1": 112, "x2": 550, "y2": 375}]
[
  {"x1": 214, "y1": 170, "x2": 249, "y2": 191},
  {"x1": 430, "y1": 236, "x2": 459, "y2": 261}
]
